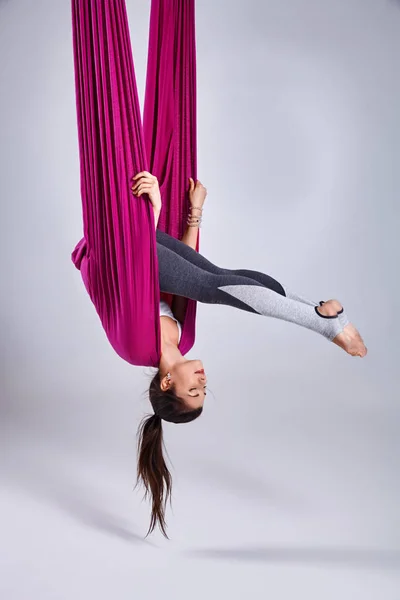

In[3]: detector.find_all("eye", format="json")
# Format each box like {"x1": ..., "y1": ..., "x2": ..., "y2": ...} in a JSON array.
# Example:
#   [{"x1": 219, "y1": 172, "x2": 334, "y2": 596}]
[{"x1": 189, "y1": 387, "x2": 207, "y2": 395}]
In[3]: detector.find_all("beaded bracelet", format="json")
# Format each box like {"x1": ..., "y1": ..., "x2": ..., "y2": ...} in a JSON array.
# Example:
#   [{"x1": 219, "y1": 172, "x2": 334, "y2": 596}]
[
  {"x1": 187, "y1": 222, "x2": 201, "y2": 228},
  {"x1": 187, "y1": 205, "x2": 203, "y2": 228}
]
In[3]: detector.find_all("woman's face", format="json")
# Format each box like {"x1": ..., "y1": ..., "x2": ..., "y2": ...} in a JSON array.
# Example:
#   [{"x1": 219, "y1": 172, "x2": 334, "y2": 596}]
[{"x1": 169, "y1": 359, "x2": 207, "y2": 409}]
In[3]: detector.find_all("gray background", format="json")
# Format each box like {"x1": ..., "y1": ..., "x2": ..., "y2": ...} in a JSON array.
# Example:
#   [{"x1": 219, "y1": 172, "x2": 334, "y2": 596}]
[{"x1": 0, "y1": 0, "x2": 399, "y2": 598}]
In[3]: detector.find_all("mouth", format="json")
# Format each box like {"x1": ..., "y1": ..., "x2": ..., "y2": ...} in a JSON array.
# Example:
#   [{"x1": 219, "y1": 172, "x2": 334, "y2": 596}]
[{"x1": 195, "y1": 369, "x2": 205, "y2": 375}]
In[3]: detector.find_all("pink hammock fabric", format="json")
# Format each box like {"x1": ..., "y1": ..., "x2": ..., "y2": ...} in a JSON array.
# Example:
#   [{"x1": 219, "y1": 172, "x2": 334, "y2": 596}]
[{"x1": 71, "y1": 0, "x2": 198, "y2": 367}]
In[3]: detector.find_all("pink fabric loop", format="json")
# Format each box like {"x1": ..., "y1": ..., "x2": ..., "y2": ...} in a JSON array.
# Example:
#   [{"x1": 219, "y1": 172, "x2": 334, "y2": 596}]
[{"x1": 71, "y1": 0, "x2": 198, "y2": 366}]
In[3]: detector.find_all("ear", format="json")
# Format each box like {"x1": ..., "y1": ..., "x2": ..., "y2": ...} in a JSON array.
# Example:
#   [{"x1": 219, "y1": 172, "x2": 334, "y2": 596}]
[{"x1": 160, "y1": 375, "x2": 170, "y2": 392}]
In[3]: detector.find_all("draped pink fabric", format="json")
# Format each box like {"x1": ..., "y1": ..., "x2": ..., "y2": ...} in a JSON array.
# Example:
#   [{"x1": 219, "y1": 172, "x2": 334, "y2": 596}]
[{"x1": 71, "y1": 0, "x2": 198, "y2": 367}]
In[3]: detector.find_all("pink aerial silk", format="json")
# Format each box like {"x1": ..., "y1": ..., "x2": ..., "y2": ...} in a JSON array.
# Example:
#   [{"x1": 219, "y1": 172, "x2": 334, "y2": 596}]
[{"x1": 71, "y1": 0, "x2": 198, "y2": 367}]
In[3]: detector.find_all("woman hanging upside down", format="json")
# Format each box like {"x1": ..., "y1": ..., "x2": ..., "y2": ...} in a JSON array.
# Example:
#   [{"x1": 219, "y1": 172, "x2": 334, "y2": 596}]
[{"x1": 131, "y1": 171, "x2": 367, "y2": 538}]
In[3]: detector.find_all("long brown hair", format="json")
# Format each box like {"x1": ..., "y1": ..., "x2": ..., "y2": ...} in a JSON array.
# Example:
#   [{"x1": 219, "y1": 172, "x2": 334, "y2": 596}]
[{"x1": 136, "y1": 369, "x2": 203, "y2": 538}]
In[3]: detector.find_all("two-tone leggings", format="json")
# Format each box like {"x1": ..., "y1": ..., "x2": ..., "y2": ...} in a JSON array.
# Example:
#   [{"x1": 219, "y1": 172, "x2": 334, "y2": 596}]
[{"x1": 156, "y1": 229, "x2": 349, "y2": 341}]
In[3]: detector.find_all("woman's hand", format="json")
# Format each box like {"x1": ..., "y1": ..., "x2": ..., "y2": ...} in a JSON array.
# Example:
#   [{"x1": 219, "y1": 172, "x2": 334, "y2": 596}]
[
  {"x1": 180, "y1": 178, "x2": 207, "y2": 250},
  {"x1": 188, "y1": 178, "x2": 207, "y2": 210},
  {"x1": 131, "y1": 171, "x2": 162, "y2": 213}
]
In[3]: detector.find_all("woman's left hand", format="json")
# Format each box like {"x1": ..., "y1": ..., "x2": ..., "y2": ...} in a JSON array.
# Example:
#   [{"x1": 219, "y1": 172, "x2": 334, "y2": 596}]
[
  {"x1": 188, "y1": 178, "x2": 207, "y2": 210},
  {"x1": 131, "y1": 171, "x2": 162, "y2": 213}
]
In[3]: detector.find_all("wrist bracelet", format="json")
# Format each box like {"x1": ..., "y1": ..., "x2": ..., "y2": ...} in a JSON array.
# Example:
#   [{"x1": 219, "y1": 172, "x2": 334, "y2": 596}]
[{"x1": 187, "y1": 205, "x2": 203, "y2": 228}]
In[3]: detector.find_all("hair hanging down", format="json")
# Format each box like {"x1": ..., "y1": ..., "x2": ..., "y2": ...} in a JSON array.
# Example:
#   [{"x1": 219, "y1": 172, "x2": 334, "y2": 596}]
[{"x1": 136, "y1": 369, "x2": 203, "y2": 538}]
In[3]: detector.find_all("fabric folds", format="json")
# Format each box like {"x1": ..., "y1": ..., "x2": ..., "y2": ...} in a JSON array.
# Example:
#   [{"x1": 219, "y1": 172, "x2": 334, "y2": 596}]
[{"x1": 71, "y1": 0, "x2": 198, "y2": 367}]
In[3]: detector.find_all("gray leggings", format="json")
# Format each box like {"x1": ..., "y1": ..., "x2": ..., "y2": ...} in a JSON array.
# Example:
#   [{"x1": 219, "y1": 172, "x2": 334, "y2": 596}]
[{"x1": 156, "y1": 229, "x2": 345, "y2": 341}]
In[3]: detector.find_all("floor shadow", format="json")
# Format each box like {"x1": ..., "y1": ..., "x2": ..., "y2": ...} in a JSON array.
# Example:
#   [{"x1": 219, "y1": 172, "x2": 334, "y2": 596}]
[
  {"x1": 0, "y1": 424, "x2": 152, "y2": 546},
  {"x1": 50, "y1": 485, "x2": 155, "y2": 546},
  {"x1": 185, "y1": 546, "x2": 400, "y2": 570},
  {"x1": 10, "y1": 465, "x2": 153, "y2": 546}
]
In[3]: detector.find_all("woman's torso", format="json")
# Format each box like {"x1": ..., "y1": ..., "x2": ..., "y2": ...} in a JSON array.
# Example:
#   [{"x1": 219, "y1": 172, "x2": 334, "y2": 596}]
[{"x1": 159, "y1": 298, "x2": 182, "y2": 343}]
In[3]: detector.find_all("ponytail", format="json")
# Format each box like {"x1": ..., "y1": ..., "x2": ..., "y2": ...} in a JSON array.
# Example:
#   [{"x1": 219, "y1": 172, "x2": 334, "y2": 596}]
[
  {"x1": 136, "y1": 412, "x2": 172, "y2": 538},
  {"x1": 136, "y1": 369, "x2": 203, "y2": 538}
]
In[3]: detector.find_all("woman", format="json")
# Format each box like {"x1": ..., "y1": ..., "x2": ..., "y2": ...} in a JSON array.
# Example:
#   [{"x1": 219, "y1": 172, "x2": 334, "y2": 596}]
[{"x1": 131, "y1": 171, "x2": 367, "y2": 537}]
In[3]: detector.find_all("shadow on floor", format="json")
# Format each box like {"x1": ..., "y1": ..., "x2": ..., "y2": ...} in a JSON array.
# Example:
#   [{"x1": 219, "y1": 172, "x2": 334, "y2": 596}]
[
  {"x1": 185, "y1": 546, "x2": 400, "y2": 570},
  {"x1": 0, "y1": 424, "x2": 153, "y2": 547},
  {"x1": 51, "y1": 486, "x2": 154, "y2": 546}
]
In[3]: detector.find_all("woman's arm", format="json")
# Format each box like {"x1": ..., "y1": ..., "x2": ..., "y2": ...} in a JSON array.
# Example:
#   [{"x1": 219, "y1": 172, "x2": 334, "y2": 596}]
[
  {"x1": 180, "y1": 221, "x2": 199, "y2": 250},
  {"x1": 131, "y1": 171, "x2": 162, "y2": 231},
  {"x1": 153, "y1": 207, "x2": 161, "y2": 230},
  {"x1": 171, "y1": 179, "x2": 207, "y2": 322},
  {"x1": 180, "y1": 178, "x2": 207, "y2": 250}
]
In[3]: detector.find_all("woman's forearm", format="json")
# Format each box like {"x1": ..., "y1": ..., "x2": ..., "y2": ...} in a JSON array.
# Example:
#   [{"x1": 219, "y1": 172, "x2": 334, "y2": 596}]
[
  {"x1": 180, "y1": 223, "x2": 199, "y2": 251},
  {"x1": 153, "y1": 207, "x2": 161, "y2": 230}
]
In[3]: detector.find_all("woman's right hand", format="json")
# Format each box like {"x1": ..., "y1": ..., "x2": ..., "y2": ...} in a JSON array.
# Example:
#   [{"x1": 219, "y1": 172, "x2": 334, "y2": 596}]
[{"x1": 131, "y1": 171, "x2": 162, "y2": 213}]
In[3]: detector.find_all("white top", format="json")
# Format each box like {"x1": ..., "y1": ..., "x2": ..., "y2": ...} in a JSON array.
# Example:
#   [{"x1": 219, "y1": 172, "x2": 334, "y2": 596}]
[{"x1": 159, "y1": 300, "x2": 182, "y2": 343}]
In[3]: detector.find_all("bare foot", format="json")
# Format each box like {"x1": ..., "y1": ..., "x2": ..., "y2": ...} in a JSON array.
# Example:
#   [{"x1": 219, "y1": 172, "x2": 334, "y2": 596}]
[
  {"x1": 317, "y1": 299, "x2": 367, "y2": 357},
  {"x1": 333, "y1": 323, "x2": 368, "y2": 357}
]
